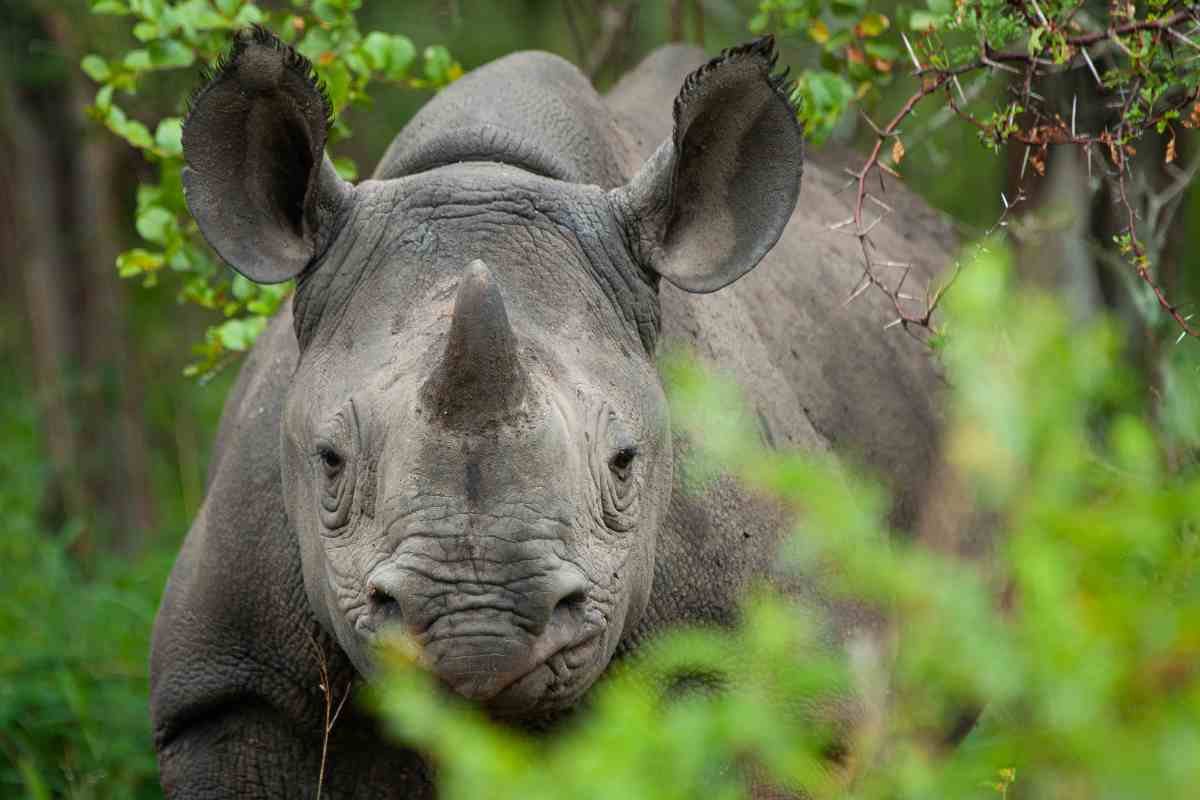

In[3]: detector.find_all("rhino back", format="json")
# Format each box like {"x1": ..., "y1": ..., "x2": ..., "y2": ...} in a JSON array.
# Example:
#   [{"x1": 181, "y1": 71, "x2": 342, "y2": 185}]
[
  {"x1": 605, "y1": 46, "x2": 954, "y2": 643},
  {"x1": 373, "y1": 51, "x2": 627, "y2": 188}
]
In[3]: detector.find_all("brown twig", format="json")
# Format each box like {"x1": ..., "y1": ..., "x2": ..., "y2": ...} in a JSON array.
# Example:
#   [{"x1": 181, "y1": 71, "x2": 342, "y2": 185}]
[
  {"x1": 842, "y1": 2, "x2": 1200, "y2": 340},
  {"x1": 310, "y1": 631, "x2": 354, "y2": 799}
]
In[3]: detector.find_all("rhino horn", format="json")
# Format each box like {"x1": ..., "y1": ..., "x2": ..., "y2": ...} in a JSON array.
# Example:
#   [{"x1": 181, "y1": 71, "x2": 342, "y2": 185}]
[{"x1": 421, "y1": 260, "x2": 528, "y2": 424}]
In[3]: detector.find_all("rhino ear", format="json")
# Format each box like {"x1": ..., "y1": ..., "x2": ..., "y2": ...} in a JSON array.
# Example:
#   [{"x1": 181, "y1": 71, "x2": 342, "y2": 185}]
[
  {"x1": 614, "y1": 36, "x2": 803, "y2": 294},
  {"x1": 182, "y1": 26, "x2": 351, "y2": 284}
]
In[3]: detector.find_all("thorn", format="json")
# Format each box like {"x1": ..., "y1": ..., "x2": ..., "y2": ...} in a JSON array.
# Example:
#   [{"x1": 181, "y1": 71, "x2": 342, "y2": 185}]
[
  {"x1": 901, "y1": 32, "x2": 922, "y2": 72},
  {"x1": 1020, "y1": 146, "x2": 1031, "y2": 181},
  {"x1": 883, "y1": 317, "x2": 904, "y2": 331},
  {"x1": 878, "y1": 161, "x2": 901, "y2": 179},
  {"x1": 954, "y1": 75, "x2": 967, "y2": 104},
  {"x1": 861, "y1": 214, "x2": 886, "y2": 236},
  {"x1": 859, "y1": 109, "x2": 885, "y2": 137},
  {"x1": 1081, "y1": 47, "x2": 1103, "y2": 87},
  {"x1": 844, "y1": 275, "x2": 872, "y2": 307},
  {"x1": 829, "y1": 216, "x2": 856, "y2": 231},
  {"x1": 1071, "y1": 95, "x2": 1077, "y2": 138},
  {"x1": 867, "y1": 195, "x2": 894, "y2": 213}
]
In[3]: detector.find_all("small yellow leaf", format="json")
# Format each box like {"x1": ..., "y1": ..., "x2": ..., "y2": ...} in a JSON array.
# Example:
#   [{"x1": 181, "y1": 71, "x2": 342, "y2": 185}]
[
  {"x1": 855, "y1": 13, "x2": 890, "y2": 38},
  {"x1": 892, "y1": 137, "x2": 905, "y2": 165},
  {"x1": 808, "y1": 19, "x2": 830, "y2": 44},
  {"x1": 1165, "y1": 133, "x2": 1177, "y2": 164}
]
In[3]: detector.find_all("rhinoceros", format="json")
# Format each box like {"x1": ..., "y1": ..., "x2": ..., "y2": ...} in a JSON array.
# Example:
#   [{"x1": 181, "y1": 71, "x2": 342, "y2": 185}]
[{"x1": 150, "y1": 26, "x2": 955, "y2": 798}]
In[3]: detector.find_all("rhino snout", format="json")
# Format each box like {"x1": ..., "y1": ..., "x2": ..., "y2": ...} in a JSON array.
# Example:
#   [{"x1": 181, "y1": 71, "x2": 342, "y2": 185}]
[{"x1": 362, "y1": 562, "x2": 600, "y2": 711}]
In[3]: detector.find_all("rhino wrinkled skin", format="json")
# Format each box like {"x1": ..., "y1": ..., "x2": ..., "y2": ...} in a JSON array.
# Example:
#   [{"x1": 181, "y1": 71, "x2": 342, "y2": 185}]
[{"x1": 150, "y1": 27, "x2": 954, "y2": 798}]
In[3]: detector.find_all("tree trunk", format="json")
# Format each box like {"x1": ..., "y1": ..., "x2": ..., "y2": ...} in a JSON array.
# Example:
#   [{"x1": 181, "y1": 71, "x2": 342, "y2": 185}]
[{"x1": 0, "y1": 8, "x2": 159, "y2": 554}]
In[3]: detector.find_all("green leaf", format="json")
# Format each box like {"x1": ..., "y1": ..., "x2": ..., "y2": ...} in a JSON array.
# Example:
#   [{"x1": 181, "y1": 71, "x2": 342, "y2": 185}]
[
  {"x1": 231, "y1": 274, "x2": 255, "y2": 301},
  {"x1": 856, "y1": 13, "x2": 889, "y2": 37},
  {"x1": 423, "y1": 44, "x2": 454, "y2": 85},
  {"x1": 909, "y1": 10, "x2": 936, "y2": 30},
  {"x1": 148, "y1": 40, "x2": 195, "y2": 69},
  {"x1": 216, "y1": 319, "x2": 252, "y2": 351},
  {"x1": 90, "y1": 0, "x2": 130, "y2": 14},
  {"x1": 94, "y1": 84, "x2": 114, "y2": 111},
  {"x1": 311, "y1": 0, "x2": 343, "y2": 25},
  {"x1": 926, "y1": 0, "x2": 952, "y2": 14},
  {"x1": 344, "y1": 49, "x2": 370, "y2": 77},
  {"x1": 385, "y1": 35, "x2": 416, "y2": 80},
  {"x1": 81, "y1": 55, "x2": 110, "y2": 82},
  {"x1": 136, "y1": 206, "x2": 174, "y2": 244},
  {"x1": 215, "y1": 0, "x2": 240, "y2": 15},
  {"x1": 361, "y1": 31, "x2": 392, "y2": 71},
  {"x1": 332, "y1": 156, "x2": 358, "y2": 181},
  {"x1": 115, "y1": 116, "x2": 155, "y2": 150},
  {"x1": 297, "y1": 28, "x2": 334, "y2": 63},
  {"x1": 1028, "y1": 26, "x2": 1045, "y2": 56},
  {"x1": 154, "y1": 118, "x2": 183, "y2": 156},
  {"x1": 319, "y1": 61, "x2": 352, "y2": 112},
  {"x1": 215, "y1": 317, "x2": 267, "y2": 351},
  {"x1": 132, "y1": 21, "x2": 159, "y2": 41},
  {"x1": 115, "y1": 248, "x2": 165, "y2": 277},
  {"x1": 123, "y1": 49, "x2": 152, "y2": 71},
  {"x1": 233, "y1": 5, "x2": 264, "y2": 26}
]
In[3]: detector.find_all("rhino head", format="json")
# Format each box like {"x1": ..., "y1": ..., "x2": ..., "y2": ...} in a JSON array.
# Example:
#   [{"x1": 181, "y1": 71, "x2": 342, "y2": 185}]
[{"x1": 182, "y1": 28, "x2": 803, "y2": 719}]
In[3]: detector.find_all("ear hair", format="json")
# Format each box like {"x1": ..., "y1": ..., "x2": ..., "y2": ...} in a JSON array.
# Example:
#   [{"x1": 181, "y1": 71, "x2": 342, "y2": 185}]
[
  {"x1": 186, "y1": 25, "x2": 333, "y2": 135},
  {"x1": 181, "y1": 25, "x2": 351, "y2": 285}
]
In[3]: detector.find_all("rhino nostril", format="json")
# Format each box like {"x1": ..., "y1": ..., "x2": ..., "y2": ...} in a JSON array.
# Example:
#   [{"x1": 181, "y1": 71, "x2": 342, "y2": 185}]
[
  {"x1": 552, "y1": 585, "x2": 588, "y2": 623},
  {"x1": 367, "y1": 582, "x2": 401, "y2": 621}
]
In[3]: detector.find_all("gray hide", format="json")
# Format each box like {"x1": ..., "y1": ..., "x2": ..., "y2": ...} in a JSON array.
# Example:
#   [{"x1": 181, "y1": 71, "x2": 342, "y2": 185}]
[{"x1": 151, "y1": 28, "x2": 954, "y2": 799}]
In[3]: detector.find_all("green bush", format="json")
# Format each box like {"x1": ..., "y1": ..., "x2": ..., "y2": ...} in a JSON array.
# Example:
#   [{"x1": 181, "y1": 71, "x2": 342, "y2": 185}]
[
  {"x1": 372, "y1": 246, "x2": 1200, "y2": 799},
  {"x1": 0, "y1": 381, "x2": 169, "y2": 798}
]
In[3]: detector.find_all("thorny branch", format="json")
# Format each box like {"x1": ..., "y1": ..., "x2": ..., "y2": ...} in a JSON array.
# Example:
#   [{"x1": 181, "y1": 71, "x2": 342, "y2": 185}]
[{"x1": 842, "y1": 2, "x2": 1200, "y2": 341}]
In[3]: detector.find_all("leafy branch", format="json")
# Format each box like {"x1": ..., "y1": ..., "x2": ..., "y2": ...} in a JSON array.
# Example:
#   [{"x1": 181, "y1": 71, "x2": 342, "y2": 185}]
[
  {"x1": 82, "y1": 0, "x2": 459, "y2": 377},
  {"x1": 757, "y1": 0, "x2": 1200, "y2": 341}
]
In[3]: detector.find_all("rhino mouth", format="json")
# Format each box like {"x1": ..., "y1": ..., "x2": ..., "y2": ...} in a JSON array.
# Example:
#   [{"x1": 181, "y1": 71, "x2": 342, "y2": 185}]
[
  {"x1": 480, "y1": 631, "x2": 605, "y2": 717},
  {"x1": 354, "y1": 598, "x2": 610, "y2": 717}
]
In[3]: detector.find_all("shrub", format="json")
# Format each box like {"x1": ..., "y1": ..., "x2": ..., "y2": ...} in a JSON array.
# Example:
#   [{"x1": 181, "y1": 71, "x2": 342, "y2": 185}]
[
  {"x1": 371, "y1": 246, "x2": 1200, "y2": 799},
  {"x1": 0, "y1": 378, "x2": 169, "y2": 799}
]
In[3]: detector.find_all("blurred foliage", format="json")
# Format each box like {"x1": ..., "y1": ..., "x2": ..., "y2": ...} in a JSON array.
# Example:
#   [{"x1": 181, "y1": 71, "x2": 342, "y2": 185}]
[
  {"x1": 0, "y1": 372, "x2": 169, "y2": 799},
  {"x1": 373, "y1": 247, "x2": 1200, "y2": 799},
  {"x1": 82, "y1": 0, "x2": 460, "y2": 377},
  {"x1": 3, "y1": 1, "x2": 1194, "y2": 796}
]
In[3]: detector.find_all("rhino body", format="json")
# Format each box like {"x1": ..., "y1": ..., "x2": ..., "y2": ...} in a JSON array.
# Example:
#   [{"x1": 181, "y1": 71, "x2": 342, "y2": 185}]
[{"x1": 150, "y1": 32, "x2": 953, "y2": 798}]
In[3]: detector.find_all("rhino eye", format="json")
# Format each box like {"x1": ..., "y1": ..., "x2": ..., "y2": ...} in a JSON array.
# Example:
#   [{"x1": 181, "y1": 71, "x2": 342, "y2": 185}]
[
  {"x1": 609, "y1": 446, "x2": 638, "y2": 480},
  {"x1": 318, "y1": 445, "x2": 345, "y2": 477},
  {"x1": 316, "y1": 442, "x2": 354, "y2": 530}
]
